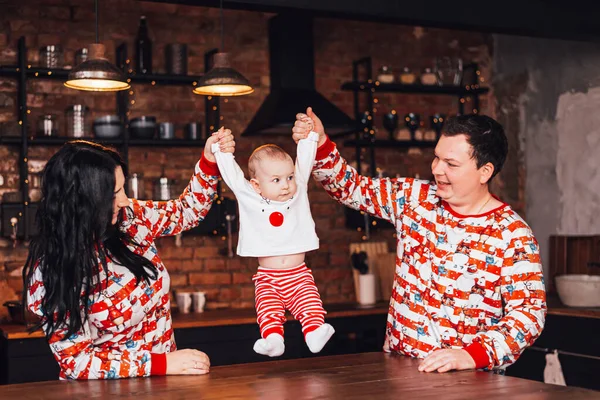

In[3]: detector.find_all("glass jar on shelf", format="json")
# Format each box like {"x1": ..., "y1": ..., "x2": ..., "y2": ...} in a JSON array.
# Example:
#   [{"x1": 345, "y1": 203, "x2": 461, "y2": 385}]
[
  {"x1": 399, "y1": 67, "x2": 416, "y2": 85},
  {"x1": 420, "y1": 67, "x2": 438, "y2": 85},
  {"x1": 74, "y1": 48, "x2": 88, "y2": 67},
  {"x1": 65, "y1": 105, "x2": 91, "y2": 138},
  {"x1": 377, "y1": 66, "x2": 395, "y2": 84},
  {"x1": 127, "y1": 173, "x2": 145, "y2": 199},
  {"x1": 435, "y1": 56, "x2": 463, "y2": 86},
  {"x1": 39, "y1": 45, "x2": 63, "y2": 68},
  {"x1": 28, "y1": 173, "x2": 42, "y2": 202}
]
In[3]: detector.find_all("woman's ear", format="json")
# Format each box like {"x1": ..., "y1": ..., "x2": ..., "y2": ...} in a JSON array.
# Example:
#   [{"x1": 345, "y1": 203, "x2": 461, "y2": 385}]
[{"x1": 250, "y1": 178, "x2": 261, "y2": 195}]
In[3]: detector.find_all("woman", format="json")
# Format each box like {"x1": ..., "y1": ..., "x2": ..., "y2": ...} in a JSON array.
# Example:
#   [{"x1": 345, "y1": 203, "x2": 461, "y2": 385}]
[{"x1": 23, "y1": 129, "x2": 235, "y2": 380}]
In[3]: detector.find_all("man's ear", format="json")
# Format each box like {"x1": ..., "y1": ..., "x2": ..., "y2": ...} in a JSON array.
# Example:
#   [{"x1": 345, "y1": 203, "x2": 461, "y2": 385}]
[
  {"x1": 250, "y1": 178, "x2": 261, "y2": 195},
  {"x1": 479, "y1": 162, "x2": 495, "y2": 184}
]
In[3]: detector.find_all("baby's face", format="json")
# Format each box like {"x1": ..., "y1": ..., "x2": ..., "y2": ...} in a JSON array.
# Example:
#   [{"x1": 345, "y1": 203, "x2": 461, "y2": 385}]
[{"x1": 252, "y1": 157, "x2": 297, "y2": 202}]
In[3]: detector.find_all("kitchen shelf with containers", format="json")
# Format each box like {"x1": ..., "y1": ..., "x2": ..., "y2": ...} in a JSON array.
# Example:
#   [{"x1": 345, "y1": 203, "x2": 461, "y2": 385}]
[
  {"x1": 342, "y1": 57, "x2": 489, "y2": 148},
  {"x1": 340, "y1": 56, "x2": 489, "y2": 150},
  {"x1": 0, "y1": 27, "x2": 227, "y2": 240},
  {"x1": 0, "y1": 63, "x2": 212, "y2": 148},
  {"x1": 340, "y1": 56, "x2": 489, "y2": 237}
]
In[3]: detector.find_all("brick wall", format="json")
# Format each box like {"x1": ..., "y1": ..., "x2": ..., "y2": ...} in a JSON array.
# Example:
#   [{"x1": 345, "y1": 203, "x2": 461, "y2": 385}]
[{"x1": 0, "y1": 0, "x2": 497, "y2": 320}]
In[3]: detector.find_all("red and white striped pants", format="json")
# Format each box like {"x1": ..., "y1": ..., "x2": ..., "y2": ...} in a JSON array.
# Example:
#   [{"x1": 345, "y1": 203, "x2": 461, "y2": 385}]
[{"x1": 253, "y1": 263, "x2": 326, "y2": 339}]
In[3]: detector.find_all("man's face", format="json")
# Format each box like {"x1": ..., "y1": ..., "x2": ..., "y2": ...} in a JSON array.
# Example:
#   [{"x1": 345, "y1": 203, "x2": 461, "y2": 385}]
[{"x1": 431, "y1": 134, "x2": 490, "y2": 205}]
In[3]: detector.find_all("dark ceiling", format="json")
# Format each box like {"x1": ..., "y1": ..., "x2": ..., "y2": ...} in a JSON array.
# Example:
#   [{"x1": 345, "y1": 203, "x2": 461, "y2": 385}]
[{"x1": 148, "y1": 0, "x2": 600, "y2": 42}]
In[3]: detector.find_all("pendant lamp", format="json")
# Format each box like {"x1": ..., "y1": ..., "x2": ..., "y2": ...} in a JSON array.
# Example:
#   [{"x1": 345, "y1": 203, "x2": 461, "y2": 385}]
[
  {"x1": 64, "y1": 0, "x2": 130, "y2": 92},
  {"x1": 193, "y1": 0, "x2": 253, "y2": 96}
]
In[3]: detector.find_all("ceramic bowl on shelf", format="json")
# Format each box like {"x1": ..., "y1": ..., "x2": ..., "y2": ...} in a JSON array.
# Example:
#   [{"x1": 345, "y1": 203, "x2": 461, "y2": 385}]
[
  {"x1": 555, "y1": 274, "x2": 600, "y2": 307},
  {"x1": 93, "y1": 115, "x2": 122, "y2": 138},
  {"x1": 130, "y1": 116, "x2": 157, "y2": 139}
]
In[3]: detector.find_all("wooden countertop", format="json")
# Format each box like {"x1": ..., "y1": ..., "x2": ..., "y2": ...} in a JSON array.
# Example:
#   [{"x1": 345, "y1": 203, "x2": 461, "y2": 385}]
[
  {"x1": 0, "y1": 352, "x2": 597, "y2": 399},
  {"x1": 0, "y1": 302, "x2": 388, "y2": 340},
  {"x1": 546, "y1": 296, "x2": 600, "y2": 320}
]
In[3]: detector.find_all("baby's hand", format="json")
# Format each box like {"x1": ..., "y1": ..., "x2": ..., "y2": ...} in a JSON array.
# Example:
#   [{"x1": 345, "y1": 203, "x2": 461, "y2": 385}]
[
  {"x1": 203, "y1": 127, "x2": 235, "y2": 161},
  {"x1": 292, "y1": 114, "x2": 314, "y2": 144},
  {"x1": 292, "y1": 107, "x2": 326, "y2": 146}
]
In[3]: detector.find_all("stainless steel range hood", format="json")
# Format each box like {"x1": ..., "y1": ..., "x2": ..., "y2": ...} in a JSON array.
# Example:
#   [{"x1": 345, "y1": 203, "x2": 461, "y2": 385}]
[{"x1": 242, "y1": 13, "x2": 359, "y2": 137}]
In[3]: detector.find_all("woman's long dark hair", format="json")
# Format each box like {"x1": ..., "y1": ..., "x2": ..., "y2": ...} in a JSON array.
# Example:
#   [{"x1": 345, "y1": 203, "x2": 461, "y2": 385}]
[{"x1": 23, "y1": 141, "x2": 157, "y2": 339}]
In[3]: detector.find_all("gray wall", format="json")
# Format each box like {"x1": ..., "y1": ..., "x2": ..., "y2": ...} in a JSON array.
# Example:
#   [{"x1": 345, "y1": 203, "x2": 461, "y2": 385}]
[{"x1": 493, "y1": 35, "x2": 600, "y2": 277}]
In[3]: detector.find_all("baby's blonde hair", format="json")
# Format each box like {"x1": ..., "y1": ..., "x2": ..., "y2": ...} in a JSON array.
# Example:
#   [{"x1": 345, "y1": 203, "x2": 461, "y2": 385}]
[{"x1": 248, "y1": 144, "x2": 292, "y2": 178}]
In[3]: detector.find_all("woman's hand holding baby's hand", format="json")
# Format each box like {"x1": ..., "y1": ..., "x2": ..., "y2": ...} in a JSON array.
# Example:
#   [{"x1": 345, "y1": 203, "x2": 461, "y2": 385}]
[{"x1": 203, "y1": 127, "x2": 235, "y2": 162}]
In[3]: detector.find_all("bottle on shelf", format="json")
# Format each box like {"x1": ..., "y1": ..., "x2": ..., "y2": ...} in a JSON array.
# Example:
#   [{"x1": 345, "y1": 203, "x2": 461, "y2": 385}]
[{"x1": 135, "y1": 16, "x2": 153, "y2": 74}]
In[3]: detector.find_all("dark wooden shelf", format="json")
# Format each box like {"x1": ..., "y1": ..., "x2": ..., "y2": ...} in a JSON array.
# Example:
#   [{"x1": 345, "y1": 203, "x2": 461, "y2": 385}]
[
  {"x1": 126, "y1": 72, "x2": 203, "y2": 86},
  {"x1": 341, "y1": 81, "x2": 489, "y2": 96},
  {"x1": 128, "y1": 138, "x2": 206, "y2": 147},
  {"x1": 343, "y1": 139, "x2": 437, "y2": 148},
  {"x1": 26, "y1": 136, "x2": 123, "y2": 146},
  {"x1": 0, "y1": 136, "x2": 206, "y2": 147},
  {"x1": 0, "y1": 65, "x2": 203, "y2": 86},
  {"x1": 0, "y1": 136, "x2": 21, "y2": 145}
]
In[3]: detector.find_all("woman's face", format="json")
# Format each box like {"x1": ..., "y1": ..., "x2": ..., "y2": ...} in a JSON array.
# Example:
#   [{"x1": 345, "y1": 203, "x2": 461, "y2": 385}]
[{"x1": 112, "y1": 166, "x2": 129, "y2": 225}]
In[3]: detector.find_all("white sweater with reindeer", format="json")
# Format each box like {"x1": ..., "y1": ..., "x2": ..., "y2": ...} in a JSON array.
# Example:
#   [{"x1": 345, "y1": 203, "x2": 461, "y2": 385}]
[{"x1": 212, "y1": 132, "x2": 320, "y2": 257}]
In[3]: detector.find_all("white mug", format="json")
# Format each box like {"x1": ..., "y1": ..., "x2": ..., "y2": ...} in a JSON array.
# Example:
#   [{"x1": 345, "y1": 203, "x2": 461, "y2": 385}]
[
  {"x1": 176, "y1": 291, "x2": 192, "y2": 314},
  {"x1": 192, "y1": 291, "x2": 206, "y2": 313},
  {"x1": 358, "y1": 274, "x2": 376, "y2": 306}
]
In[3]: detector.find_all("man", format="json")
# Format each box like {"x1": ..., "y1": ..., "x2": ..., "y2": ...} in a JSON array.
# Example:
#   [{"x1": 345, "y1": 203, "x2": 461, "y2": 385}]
[{"x1": 292, "y1": 108, "x2": 546, "y2": 373}]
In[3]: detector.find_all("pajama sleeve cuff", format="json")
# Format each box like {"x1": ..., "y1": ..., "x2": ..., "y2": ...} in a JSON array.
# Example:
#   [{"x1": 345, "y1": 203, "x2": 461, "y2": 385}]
[
  {"x1": 151, "y1": 353, "x2": 167, "y2": 376},
  {"x1": 464, "y1": 342, "x2": 491, "y2": 369},
  {"x1": 199, "y1": 156, "x2": 220, "y2": 176},
  {"x1": 315, "y1": 136, "x2": 335, "y2": 161}
]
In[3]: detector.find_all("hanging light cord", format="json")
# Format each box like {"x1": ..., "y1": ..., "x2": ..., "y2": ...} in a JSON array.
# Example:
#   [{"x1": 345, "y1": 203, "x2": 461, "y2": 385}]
[
  {"x1": 220, "y1": 0, "x2": 224, "y2": 51},
  {"x1": 95, "y1": 0, "x2": 99, "y2": 43}
]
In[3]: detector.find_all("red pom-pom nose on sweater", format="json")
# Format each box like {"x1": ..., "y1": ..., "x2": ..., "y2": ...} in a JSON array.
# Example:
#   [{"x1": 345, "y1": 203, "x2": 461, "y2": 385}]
[{"x1": 269, "y1": 212, "x2": 284, "y2": 227}]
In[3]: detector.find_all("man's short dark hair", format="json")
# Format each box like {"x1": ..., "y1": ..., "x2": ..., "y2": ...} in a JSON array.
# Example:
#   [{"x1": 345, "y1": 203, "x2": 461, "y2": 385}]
[{"x1": 442, "y1": 114, "x2": 508, "y2": 180}]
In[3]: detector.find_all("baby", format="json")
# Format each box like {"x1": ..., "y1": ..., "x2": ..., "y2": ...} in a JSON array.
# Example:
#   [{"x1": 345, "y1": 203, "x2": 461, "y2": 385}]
[{"x1": 211, "y1": 124, "x2": 334, "y2": 357}]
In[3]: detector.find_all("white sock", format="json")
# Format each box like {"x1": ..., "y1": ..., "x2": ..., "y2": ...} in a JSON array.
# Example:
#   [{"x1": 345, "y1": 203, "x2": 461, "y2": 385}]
[
  {"x1": 305, "y1": 323, "x2": 335, "y2": 353},
  {"x1": 253, "y1": 333, "x2": 285, "y2": 357}
]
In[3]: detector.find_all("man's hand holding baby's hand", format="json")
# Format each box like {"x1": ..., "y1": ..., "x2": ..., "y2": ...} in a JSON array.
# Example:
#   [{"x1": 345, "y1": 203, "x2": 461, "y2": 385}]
[{"x1": 293, "y1": 107, "x2": 326, "y2": 146}]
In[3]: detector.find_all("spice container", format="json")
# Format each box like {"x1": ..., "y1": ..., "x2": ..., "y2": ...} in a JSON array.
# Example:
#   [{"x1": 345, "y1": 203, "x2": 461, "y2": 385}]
[
  {"x1": 399, "y1": 67, "x2": 416, "y2": 84},
  {"x1": 377, "y1": 66, "x2": 394, "y2": 84},
  {"x1": 420, "y1": 67, "x2": 438, "y2": 85},
  {"x1": 37, "y1": 114, "x2": 59, "y2": 137}
]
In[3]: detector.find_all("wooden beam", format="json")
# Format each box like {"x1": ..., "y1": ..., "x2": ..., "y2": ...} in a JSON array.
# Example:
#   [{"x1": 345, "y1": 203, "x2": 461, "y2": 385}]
[{"x1": 147, "y1": 0, "x2": 600, "y2": 41}]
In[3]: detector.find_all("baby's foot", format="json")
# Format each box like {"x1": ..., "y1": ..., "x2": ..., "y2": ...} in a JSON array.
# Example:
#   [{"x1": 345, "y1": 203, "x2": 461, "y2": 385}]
[
  {"x1": 305, "y1": 323, "x2": 335, "y2": 353},
  {"x1": 253, "y1": 333, "x2": 285, "y2": 357}
]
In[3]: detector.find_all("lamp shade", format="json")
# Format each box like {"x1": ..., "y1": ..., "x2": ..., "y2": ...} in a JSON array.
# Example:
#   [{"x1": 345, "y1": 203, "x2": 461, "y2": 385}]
[
  {"x1": 64, "y1": 44, "x2": 130, "y2": 92},
  {"x1": 193, "y1": 52, "x2": 253, "y2": 96}
]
